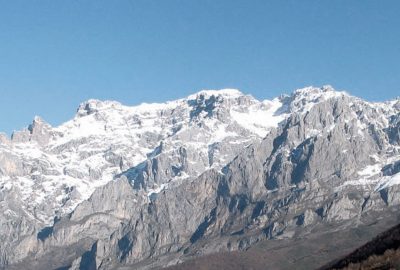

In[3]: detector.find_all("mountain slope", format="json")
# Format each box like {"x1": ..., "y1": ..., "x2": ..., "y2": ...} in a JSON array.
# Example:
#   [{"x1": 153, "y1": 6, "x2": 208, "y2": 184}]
[
  {"x1": 166, "y1": 214, "x2": 400, "y2": 270},
  {"x1": 0, "y1": 86, "x2": 399, "y2": 269},
  {"x1": 321, "y1": 222, "x2": 400, "y2": 270}
]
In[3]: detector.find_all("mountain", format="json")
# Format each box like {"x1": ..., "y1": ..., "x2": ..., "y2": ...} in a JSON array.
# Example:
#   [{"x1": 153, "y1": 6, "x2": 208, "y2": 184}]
[{"x1": 0, "y1": 86, "x2": 399, "y2": 269}]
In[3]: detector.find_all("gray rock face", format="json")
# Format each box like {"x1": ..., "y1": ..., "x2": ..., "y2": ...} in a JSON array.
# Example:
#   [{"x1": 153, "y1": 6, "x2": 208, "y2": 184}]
[
  {"x1": 1, "y1": 86, "x2": 400, "y2": 270},
  {"x1": 10, "y1": 116, "x2": 52, "y2": 146}
]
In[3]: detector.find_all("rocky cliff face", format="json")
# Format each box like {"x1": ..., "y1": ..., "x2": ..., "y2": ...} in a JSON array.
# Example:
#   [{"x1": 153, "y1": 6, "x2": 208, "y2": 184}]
[{"x1": 1, "y1": 86, "x2": 399, "y2": 269}]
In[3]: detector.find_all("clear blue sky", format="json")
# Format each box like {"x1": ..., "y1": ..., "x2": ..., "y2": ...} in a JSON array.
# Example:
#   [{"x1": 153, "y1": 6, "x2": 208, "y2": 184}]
[{"x1": 1, "y1": 0, "x2": 399, "y2": 135}]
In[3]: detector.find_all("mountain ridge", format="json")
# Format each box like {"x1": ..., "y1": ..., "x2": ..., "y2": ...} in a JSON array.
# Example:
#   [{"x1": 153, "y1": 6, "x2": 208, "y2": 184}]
[{"x1": 1, "y1": 86, "x2": 400, "y2": 269}]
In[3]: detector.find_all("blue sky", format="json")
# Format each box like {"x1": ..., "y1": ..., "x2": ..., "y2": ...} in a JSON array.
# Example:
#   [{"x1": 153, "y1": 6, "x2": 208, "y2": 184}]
[{"x1": 1, "y1": 0, "x2": 399, "y2": 135}]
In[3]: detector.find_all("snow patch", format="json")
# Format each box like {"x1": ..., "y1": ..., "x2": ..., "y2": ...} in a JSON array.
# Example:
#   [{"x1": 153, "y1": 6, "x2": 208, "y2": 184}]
[
  {"x1": 375, "y1": 172, "x2": 400, "y2": 191},
  {"x1": 187, "y1": 89, "x2": 243, "y2": 100},
  {"x1": 147, "y1": 183, "x2": 168, "y2": 198},
  {"x1": 357, "y1": 164, "x2": 381, "y2": 177},
  {"x1": 231, "y1": 98, "x2": 286, "y2": 137}
]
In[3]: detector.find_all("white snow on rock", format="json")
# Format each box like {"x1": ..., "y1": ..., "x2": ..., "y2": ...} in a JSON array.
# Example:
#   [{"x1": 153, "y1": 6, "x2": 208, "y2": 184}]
[
  {"x1": 338, "y1": 160, "x2": 400, "y2": 192},
  {"x1": 230, "y1": 98, "x2": 287, "y2": 137},
  {"x1": 0, "y1": 89, "x2": 291, "y2": 224},
  {"x1": 375, "y1": 172, "x2": 400, "y2": 191},
  {"x1": 1, "y1": 86, "x2": 399, "y2": 226},
  {"x1": 289, "y1": 85, "x2": 347, "y2": 113}
]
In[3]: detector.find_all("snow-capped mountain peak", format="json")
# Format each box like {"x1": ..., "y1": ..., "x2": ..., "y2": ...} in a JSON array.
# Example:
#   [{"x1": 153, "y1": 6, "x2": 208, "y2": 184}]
[
  {"x1": 286, "y1": 85, "x2": 348, "y2": 113},
  {"x1": 0, "y1": 88, "x2": 289, "y2": 224},
  {"x1": 187, "y1": 88, "x2": 243, "y2": 100},
  {"x1": 1, "y1": 86, "x2": 398, "y2": 228},
  {"x1": 1, "y1": 86, "x2": 400, "y2": 270},
  {"x1": 76, "y1": 99, "x2": 124, "y2": 117}
]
